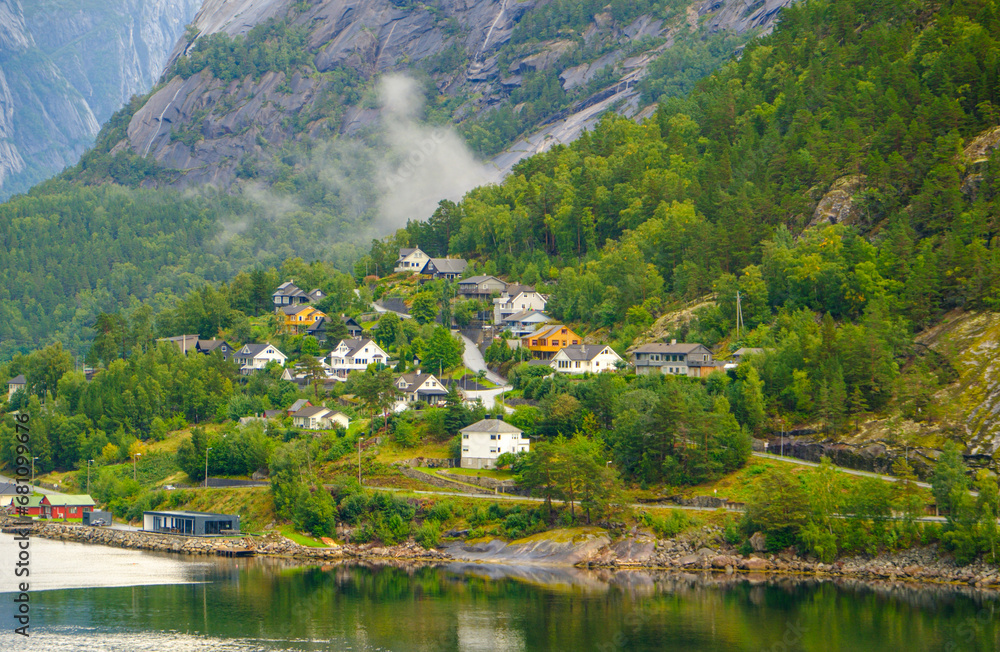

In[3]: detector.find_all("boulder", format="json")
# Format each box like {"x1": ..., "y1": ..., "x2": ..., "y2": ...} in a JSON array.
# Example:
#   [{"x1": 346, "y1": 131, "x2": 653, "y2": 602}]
[{"x1": 749, "y1": 531, "x2": 767, "y2": 552}]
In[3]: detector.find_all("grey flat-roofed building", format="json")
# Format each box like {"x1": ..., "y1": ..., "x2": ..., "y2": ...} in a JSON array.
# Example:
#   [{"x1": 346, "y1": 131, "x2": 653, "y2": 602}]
[{"x1": 143, "y1": 510, "x2": 240, "y2": 536}]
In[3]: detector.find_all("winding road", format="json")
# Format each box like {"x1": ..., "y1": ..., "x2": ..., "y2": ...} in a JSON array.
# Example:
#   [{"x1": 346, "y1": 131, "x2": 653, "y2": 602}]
[{"x1": 458, "y1": 331, "x2": 512, "y2": 412}]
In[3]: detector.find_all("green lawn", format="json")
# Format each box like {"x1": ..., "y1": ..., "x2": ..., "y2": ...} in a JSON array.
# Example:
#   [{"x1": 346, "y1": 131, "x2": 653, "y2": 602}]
[{"x1": 278, "y1": 524, "x2": 330, "y2": 547}]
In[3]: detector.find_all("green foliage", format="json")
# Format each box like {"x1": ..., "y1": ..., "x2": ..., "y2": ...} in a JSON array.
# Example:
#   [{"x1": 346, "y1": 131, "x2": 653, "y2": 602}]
[{"x1": 170, "y1": 19, "x2": 311, "y2": 82}]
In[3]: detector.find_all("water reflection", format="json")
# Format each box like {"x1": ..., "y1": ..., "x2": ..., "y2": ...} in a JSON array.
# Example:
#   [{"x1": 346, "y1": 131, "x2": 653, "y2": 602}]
[{"x1": 0, "y1": 535, "x2": 997, "y2": 651}]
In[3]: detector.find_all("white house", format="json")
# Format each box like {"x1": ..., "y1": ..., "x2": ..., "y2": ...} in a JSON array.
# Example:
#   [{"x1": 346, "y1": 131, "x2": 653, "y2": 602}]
[
  {"x1": 292, "y1": 406, "x2": 350, "y2": 430},
  {"x1": 493, "y1": 285, "x2": 547, "y2": 324},
  {"x1": 501, "y1": 309, "x2": 553, "y2": 338},
  {"x1": 7, "y1": 374, "x2": 25, "y2": 398},
  {"x1": 550, "y1": 344, "x2": 623, "y2": 375},
  {"x1": 394, "y1": 247, "x2": 430, "y2": 273},
  {"x1": 233, "y1": 343, "x2": 287, "y2": 374},
  {"x1": 326, "y1": 339, "x2": 390, "y2": 380},
  {"x1": 394, "y1": 373, "x2": 447, "y2": 410},
  {"x1": 460, "y1": 419, "x2": 529, "y2": 469}
]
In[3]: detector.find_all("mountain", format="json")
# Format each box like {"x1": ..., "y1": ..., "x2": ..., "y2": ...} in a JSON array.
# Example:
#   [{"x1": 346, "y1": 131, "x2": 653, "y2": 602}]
[
  {"x1": 0, "y1": 0, "x2": 202, "y2": 198},
  {"x1": 100, "y1": 0, "x2": 794, "y2": 191},
  {"x1": 0, "y1": 0, "x2": 795, "y2": 357}
]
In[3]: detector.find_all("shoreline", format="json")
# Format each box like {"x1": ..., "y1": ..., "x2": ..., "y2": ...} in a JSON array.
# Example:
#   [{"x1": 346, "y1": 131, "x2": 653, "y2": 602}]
[{"x1": 5, "y1": 518, "x2": 998, "y2": 591}]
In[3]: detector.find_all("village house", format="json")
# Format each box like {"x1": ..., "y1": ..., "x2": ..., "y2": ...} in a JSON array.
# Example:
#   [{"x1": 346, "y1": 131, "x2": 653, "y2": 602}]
[
  {"x1": 493, "y1": 285, "x2": 547, "y2": 324},
  {"x1": 157, "y1": 336, "x2": 234, "y2": 361},
  {"x1": 292, "y1": 405, "x2": 350, "y2": 430},
  {"x1": 287, "y1": 399, "x2": 312, "y2": 416},
  {"x1": 521, "y1": 324, "x2": 582, "y2": 360},
  {"x1": 551, "y1": 344, "x2": 624, "y2": 375},
  {"x1": 460, "y1": 418, "x2": 529, "y2": 470},
  {"x1": 233, "y1": 343, "x2": 287, "y2": 374},
  {"x1": 394, "y1": 247, "x2": 430, "y2": 273},
  {"x1": 326, "y1": 339, "x2": 390, "y2": 380},
  {"x1": 731, "y1": 347, "x2": 765, "y2": 364},
  {"x1": 394, "y1": 373, "x2": 447, "y2": 410},
  {"x1": 630, "y1": 341, "x2": 721, "y2": 377},
  {"x1": 272, "y1": 281, "x2": 325, "y2": 307},
  {"x1": 502, "y1": 309, "x2": 553, "y2": 338},
  {"x1": 342, "y1": 315, "x2": 364, "y2": 338},
  {"x1": 458, "y1": 275, "x2": 507, "y2": 299},
  {"x1": 38, "y1": 494, "x2": 96, "y2": 520},
  {"x1": 279, "y1": 305, "x2": 328, "y2": 333},
  {"x1": 7, "y1": 374, "x2": 26, "y2": 398},
  {"x1": 421, "y1": 257, "x2": 468, "y2": 280}
]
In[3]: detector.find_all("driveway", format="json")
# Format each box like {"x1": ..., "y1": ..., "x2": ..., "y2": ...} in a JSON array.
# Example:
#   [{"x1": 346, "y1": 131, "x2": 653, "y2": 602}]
[{"x1": 458, "y1": 332, "x2": 507, "y2": 385}]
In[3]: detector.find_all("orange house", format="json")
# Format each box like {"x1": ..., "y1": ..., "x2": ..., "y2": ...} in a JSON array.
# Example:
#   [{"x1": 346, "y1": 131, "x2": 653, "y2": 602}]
[
  {"x1": 521, "y1": 324, "x2": 581, "y2": 360},
  {"x1": 280, "y1": 305, "x2": 328, "y2": 333}
]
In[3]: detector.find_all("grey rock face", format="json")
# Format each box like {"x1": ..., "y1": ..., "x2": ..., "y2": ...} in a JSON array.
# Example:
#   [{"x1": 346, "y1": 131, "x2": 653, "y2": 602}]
[{"x1": 0, "y1": 0, "x2": 201, "y2": 197}]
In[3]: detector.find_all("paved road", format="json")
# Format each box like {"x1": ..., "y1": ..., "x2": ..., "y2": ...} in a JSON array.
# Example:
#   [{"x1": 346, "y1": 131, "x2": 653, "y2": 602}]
[
  {"x1": 0, "y1": 473, "x2": 67, "y2": 495},
  {"x1": 751, "y1": 452, "x2": 934, "y2": 489},
  {"x1": 458, "y1": 331, "x2": 513, "y2": 412}
]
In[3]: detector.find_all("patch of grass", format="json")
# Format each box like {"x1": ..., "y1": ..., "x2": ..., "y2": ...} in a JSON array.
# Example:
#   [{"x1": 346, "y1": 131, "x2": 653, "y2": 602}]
[
  {"x1": 279, "y1": 523, "x2": 329, "y2": 547},
  {"x1": 442, "y1": 467, "x2": 514, "y2": 481},
  {"x1": 376, "y1": 441, "x2": 452, "y2": 463}
]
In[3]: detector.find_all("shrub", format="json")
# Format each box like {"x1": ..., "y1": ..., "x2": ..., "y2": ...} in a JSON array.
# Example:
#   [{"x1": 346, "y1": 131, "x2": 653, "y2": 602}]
[{"x1": 415, "y1": 520, "x2": 441, "y2": 549}]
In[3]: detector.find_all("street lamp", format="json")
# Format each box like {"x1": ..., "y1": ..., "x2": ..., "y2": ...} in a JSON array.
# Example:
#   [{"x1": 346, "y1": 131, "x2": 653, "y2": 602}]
[
  {"x1": 358, "y1": 437, "x2": 363, "y2": 486},
  {"x1": 205, "y1": 447, "x2": 212, "y2": 488},
  {"x1": 87, "y1": 459, "x2": 95, "y2": 494},
  {"x1": 133, "y1": 453, "x2": 141, "y2": 481},
  {"x1": 31, "y1": 456, "x2": 38, "y2": 484}
]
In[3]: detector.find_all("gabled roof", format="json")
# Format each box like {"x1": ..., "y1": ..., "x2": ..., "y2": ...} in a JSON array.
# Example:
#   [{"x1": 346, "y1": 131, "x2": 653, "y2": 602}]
[
  {"x1": 504, "y1": 309, "x2": 550, "y2": 323},
  {"x1": 503, "y1": 284, "x2": 536, "y2": 297},
  {"x1": 306, "y1": 317, "x2": 328, "y2": 331},
  {"x1": 239, "y1": 343, "x2": 284, "y2": 358},
  {"x1": 273, "y1": 281, "x2": 306, "y2": 297},
  {"x1": 733, "y1": 347, "x2": 765, "y2": 357},
  {"x1": 293, "y1": 405, "x2": 332, "y2": 419},
  {"x1": 341, "y1": 315, "x2": 361, "y2": 326},
  {"x1": 398, "y1": 247, "x2": 419, "y2": 258},
  {"x1": 460, "y1": 419, "x2": 524, "y2": 435},
  {"x1": 396, "y1": 373, "x2": 445, "y2": 394},
  {"x1": 460, "y1": 275, "x2": 505, "y2": 285},
  {"x1": 8, "y1": 374, "x2": 26, "y2": 385},
  {"x1": 631, "y1": 342, "x2": 709, "y2": 355},
  {"x1": 197, "y1": 339, "x2": 230, "y2": 353},
  {"x1": 42, "y1": 494, "x2": 96, "y2": 507},
  {"x1": 530, "y1": 324, "x2": 573, "y2": 341},
  {"x1": 557, "y1": 344, "x2": 617, "y2": 362},
  {"x1": 288, "y1": 399, "x2": 312, "y2": 413},
  {"x1": 427, "y1": 258, "x2": 468, "y2": 274},
  {"x1": 0, "y1": 482, "x2": 20, "y2": 495},
  {"x1": 9, "y1": 494, "x2": 44, "y2": 507},
  {"x1": 280, "y1": 304, "x2": 314, "y2": 316},
  {"x1": 334, "y1": 338, "x2": 380, "y2": 359}
]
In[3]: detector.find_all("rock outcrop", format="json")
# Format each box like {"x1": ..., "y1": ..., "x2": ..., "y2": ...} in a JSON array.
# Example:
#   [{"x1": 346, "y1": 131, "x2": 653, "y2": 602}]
[
  {"x1": 0, "y1": 0, "x2": 202, "y2": 197},
  {"x1": 114, "y1": 0, "x2": 801, "y2": 193}
]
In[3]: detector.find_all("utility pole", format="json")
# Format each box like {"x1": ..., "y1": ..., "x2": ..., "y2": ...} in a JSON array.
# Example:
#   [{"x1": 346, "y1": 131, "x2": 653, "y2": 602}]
[
  {"x1": 133, "y1": 453, "x2": 141, "y2": 481},
  {"x1": 87, "y1": 459, "x2": 94, "y2": 494},
  {"x1": 736, "y1": 291, "x2": 744, "y2": 341},
  {"x1": 204, "y1": 448, "x2": 212, "y2": 488},
  {"x1": 358, "y1": 437, "x2": 363, "y2": 486},
  {"x1": 31, "y1": 456, "x2": 38, "y2": 485}
]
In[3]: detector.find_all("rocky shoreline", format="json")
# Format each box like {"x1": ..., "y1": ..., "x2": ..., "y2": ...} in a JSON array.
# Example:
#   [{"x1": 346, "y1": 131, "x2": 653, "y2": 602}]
[
  {"x1": 5, "y1": 518, "x2": 998, "y2": 589},
  {"x1": 581, "y1": 526, "x2": 1000, "y2": 590},
  {"x1": 1, "y1": 519, "x2": 449, "y2": 564}
]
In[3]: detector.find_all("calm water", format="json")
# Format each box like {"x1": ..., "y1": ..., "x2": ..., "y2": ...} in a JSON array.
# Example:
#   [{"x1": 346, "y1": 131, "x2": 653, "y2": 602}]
[{"x1": 1, "y1": 535, "x2": 998, "y2": 651}]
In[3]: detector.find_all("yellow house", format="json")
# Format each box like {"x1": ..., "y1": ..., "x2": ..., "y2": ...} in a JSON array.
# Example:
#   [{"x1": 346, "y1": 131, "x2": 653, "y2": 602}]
[
  {"x1": 521, "y1": 324, "x2": 581, "y2": 360},
  {"x1": 280, "y1": 305, "x2": 328, "y2": 333}
]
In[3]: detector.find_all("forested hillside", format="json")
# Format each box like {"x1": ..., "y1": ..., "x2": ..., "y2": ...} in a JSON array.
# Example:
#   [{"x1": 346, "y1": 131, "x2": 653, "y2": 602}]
[{"x1": 379, "y1": 0, "x2": 1000, "y2": 448}]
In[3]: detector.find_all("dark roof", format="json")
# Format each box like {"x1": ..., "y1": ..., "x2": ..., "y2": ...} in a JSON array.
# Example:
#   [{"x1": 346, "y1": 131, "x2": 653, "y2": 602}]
[
  {"x1": 8, "y1": 374, "x2": 26, "y2": 385},
  {"x1": 306, "y1": 317, "x2": 328, "y2": 332},
  {"x1": 460, "y1": 419, "x2": 523, "y2": 435},
  {"x1": 293, "y1": 405, "x2": 332, "y2": 418},
  {"x1": 239, "y1": 343, "x2": 282, "y2": 358},
  {"x1": 427, "y1": 258, "x2": 468, "y2": 274},
  {"x1": 460, "y1": 275, "x2": 505, "y2": 285},
  {"x1": 396, "y1": 373, "x2": 446, "y2": 394},
  {"x1": 198, "y1": 339, "x2": 230, "y2": 353},
  {"x1": 631, "y1": 342, "x2": 709, "y2": 355},
  {"x1": 263, "y1": 410, "x2": 283, "y2": 418},
  {"x1": 733, "y1": 347, "x2": 765, "y2": 357},
  {"x1": 273, "y1": 281, "x2": 306, "y2": 297},
  {"x1": 0, "y1": 482, "x2": 19, "y2": 495},
  {"x1": 398, "y1": 248, "x2": 418, "y2": 258},
  {"x1": 504, "y1": 284, "x2": 536, "y2": 296},
  {"x1": 288, "y1": 399, "x2": 312, "y2": 412},
  {"x1": 341, "y1": 315, "x2": 361, "y2": 326},
  {"x1": 557, "y1": 344, "x2": 615, "y2": 361}
]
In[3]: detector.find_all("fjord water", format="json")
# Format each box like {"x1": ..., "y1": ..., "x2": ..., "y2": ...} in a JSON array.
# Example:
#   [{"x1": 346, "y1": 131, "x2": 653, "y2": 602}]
[{"x1": 1, "y1": 535, "x2": 998, "y2": 651}]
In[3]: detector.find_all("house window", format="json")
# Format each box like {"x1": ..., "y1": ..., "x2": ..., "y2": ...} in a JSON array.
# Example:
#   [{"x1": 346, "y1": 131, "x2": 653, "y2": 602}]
[
  {"x1": 575, "y1": 361, "x2": 581, "y2": 368},
  {"x1": 490, "y1": 434, "x2": 498, "y2": 440},
  {"x1": 462, "y1": 447, "x2": 469, "y2": 453},
  {"x1": 463, "y1": 434, "x2": 469, "y2": 439}
]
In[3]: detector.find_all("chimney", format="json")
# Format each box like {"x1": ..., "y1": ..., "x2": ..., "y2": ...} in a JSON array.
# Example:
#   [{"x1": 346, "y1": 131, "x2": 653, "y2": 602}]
[{"x1": 670, "y1": 339, "x2": 677, "y2": 345}]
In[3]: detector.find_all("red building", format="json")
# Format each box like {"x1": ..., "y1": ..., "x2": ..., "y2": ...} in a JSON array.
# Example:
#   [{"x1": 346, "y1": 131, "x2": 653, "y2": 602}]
[{"x1": 40, "y1": 495, "x2": 95, "y2": 519}]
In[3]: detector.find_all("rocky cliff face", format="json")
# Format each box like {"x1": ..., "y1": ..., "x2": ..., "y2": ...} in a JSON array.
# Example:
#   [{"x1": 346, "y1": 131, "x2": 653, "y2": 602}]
[
  {"x1": 117, "y1": 0, "x2": 798, "y2": 193},
  {"x1": 0, "y1": 0, "x2": 201, "y2": 197}
]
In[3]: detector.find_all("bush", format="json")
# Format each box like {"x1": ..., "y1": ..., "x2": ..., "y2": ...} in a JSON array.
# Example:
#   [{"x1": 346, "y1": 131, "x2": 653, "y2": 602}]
[
  {"x1": 415, "y1": 520, "x2": 441, "y2": 549},
  {"x1": 294, "y1": 490, "x2": 337, "y2": 538}
]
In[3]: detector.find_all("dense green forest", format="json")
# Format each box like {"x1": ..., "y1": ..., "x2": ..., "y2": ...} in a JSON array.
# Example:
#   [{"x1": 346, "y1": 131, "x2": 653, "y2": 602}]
[{"x1": 380, "y1": 0, "x2": 1000, "y2": 436}]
